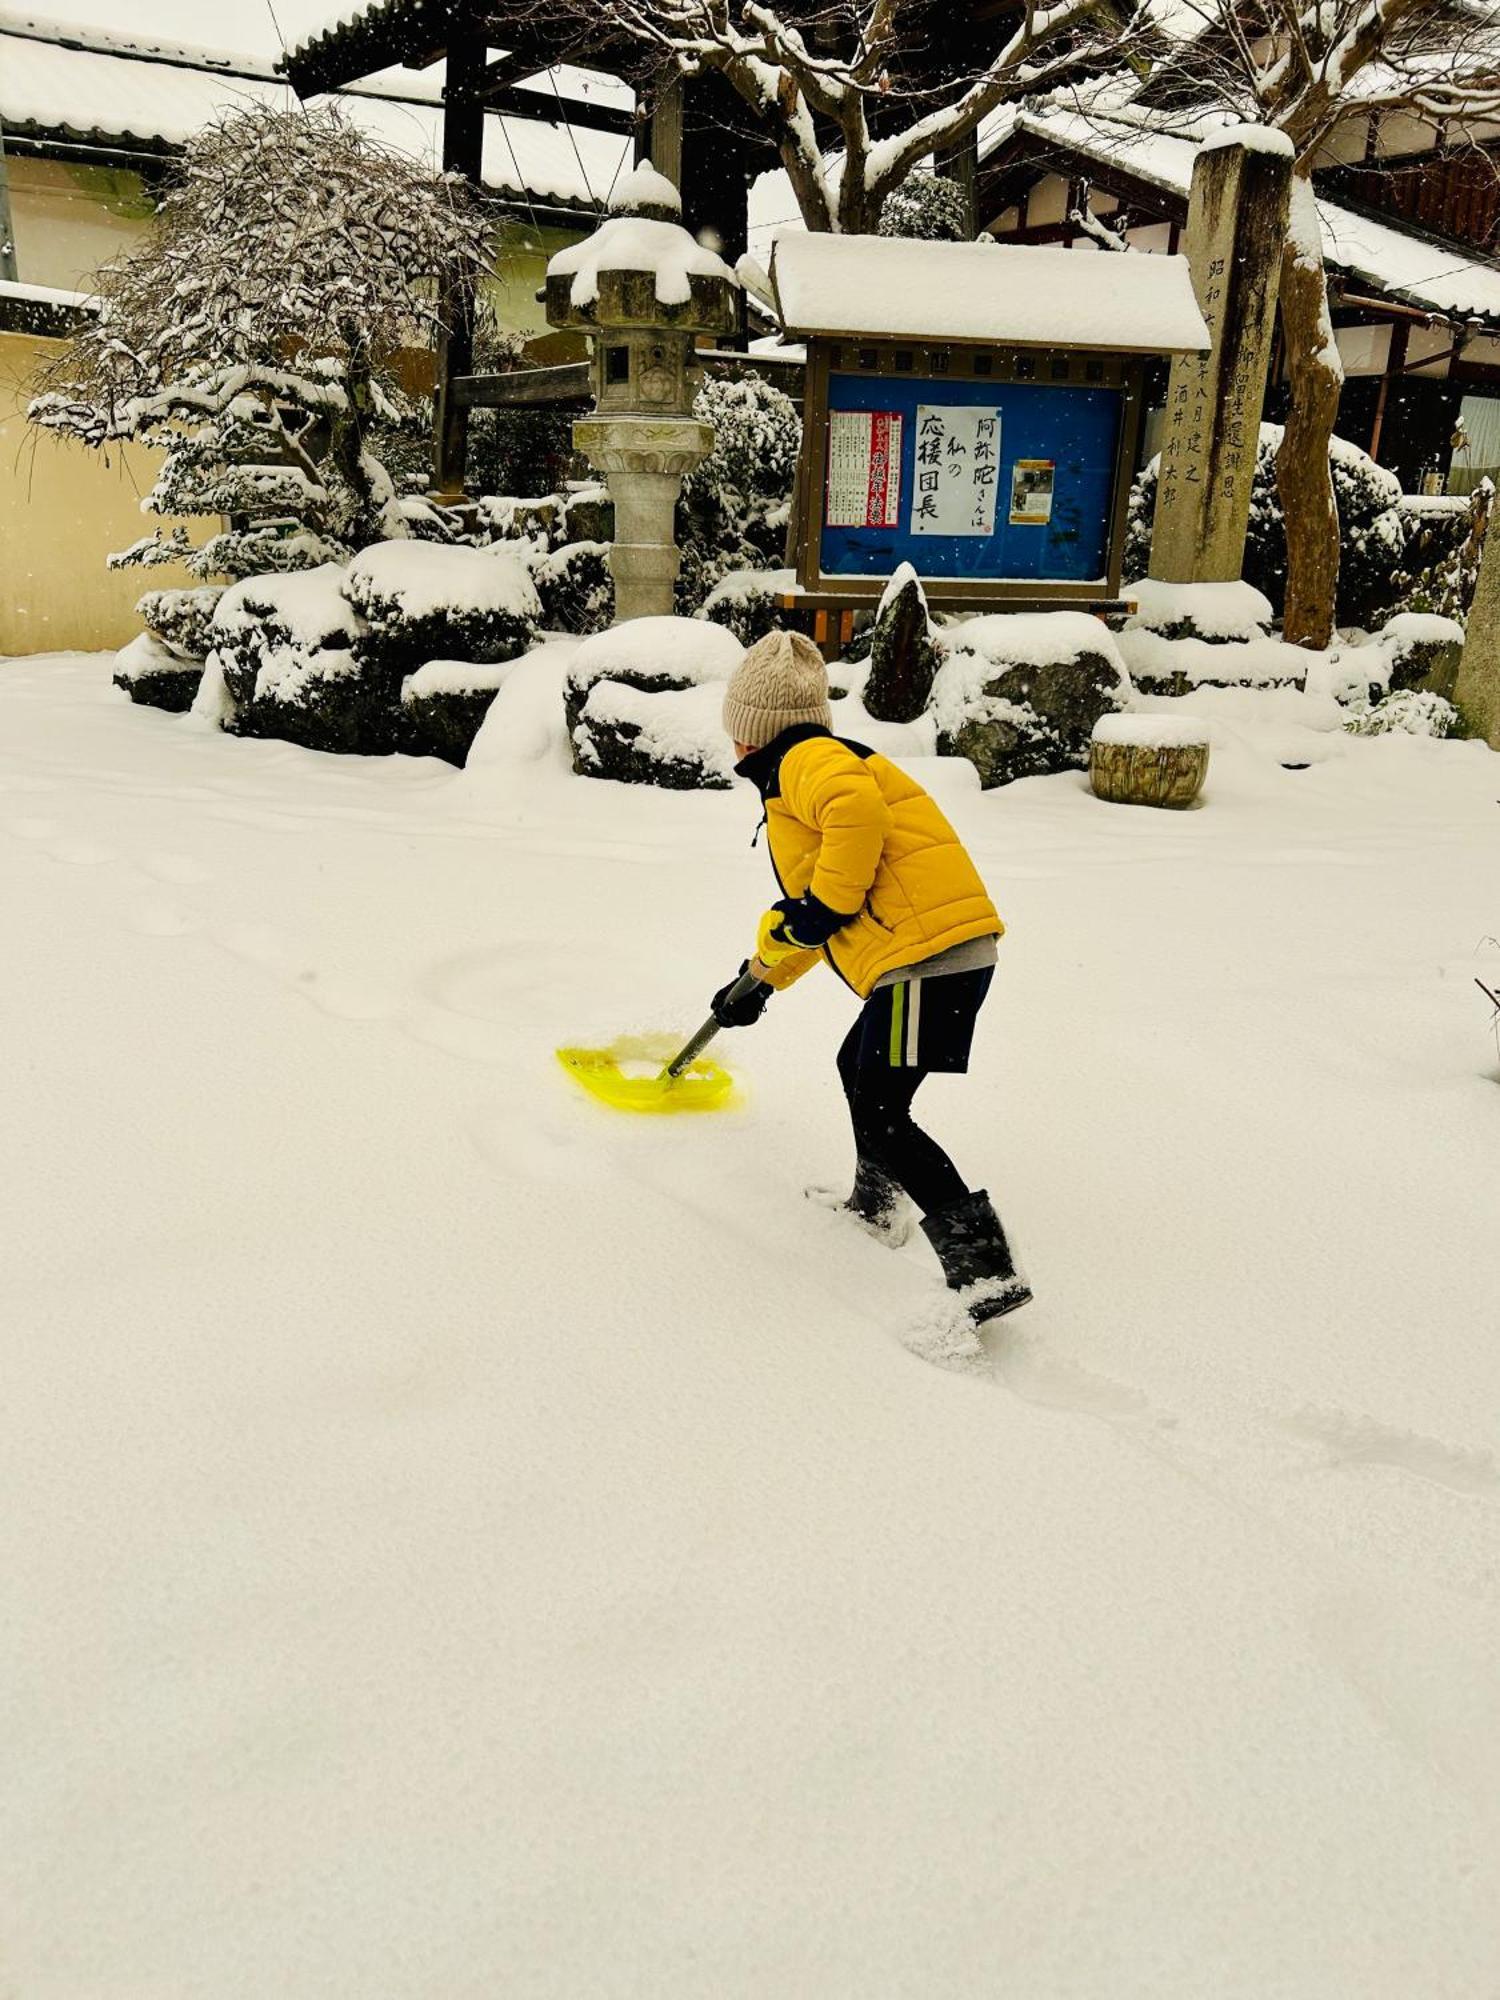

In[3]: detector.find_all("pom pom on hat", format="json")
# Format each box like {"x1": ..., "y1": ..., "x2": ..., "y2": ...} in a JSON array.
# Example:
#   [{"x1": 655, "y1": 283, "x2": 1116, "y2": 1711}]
[{"x1": 722, "y1": 629, "x2": 831, "y2": 748}]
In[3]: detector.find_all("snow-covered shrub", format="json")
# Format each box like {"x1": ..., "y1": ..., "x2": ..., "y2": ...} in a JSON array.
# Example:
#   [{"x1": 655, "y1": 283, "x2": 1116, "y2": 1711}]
[
  {"x1": 400, "y1": 658, "x2": 518, "y2": 766},
  {"x1": 208, "y1": 565, "x2": 391, "y2": 754},
  {"x1": 930, "y1": 614, "x2": 1130, "y2": 787},
  {"x1": 112, "y1": 631, "x2": 203, "y2": 713},
  {"x1": 699, "y1": 567, "x2": 796, "y2": 645},
  {"x1": 1125, "y1": 579, "x2": 1273, "y2": 645},
  {"x1": 135, "y1": 585, "x2": 224, "y2": 662},
  {"x1": 29, "y1": 106, "x2": 492, "y2": 584},
  {"x1": 574, "y1": 681, "x2": 738, "y2": 791},
  {"x1": 565, "y1": 616, "x2": 743, "y2": 787},
  {"x1": 1388, "y1": 486, "x2": 1487, "y2": 625},
  {"x1": 343, "y1": 542, "x2": 541, "y2": 680},
  {"x1": 878, "y1": 172, "x2": 970, "y2": 242},
  {"x1": 1125, "y1": 426, "x2": 1409, "y2": 629},
  {"x1": 677, "y1": 370, "x2": 800, "y2": 612},
  {"x1": 1378, "y1": 611, "x2": 1465, "y2": 697},
  {"x1": 1344, "y1": 689, "x2": 1459, "y2": 738},
  {"x1": 533, "y1": 541, "x2": 614, "y2": 635},
  {"x1": 1119, "y1": 628, "x2": 1311, "y2": 698}
]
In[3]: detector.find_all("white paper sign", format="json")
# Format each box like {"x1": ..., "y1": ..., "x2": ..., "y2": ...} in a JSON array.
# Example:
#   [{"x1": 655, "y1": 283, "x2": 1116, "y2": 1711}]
[
  {"x1": 826, "y1": 410, "x2": 903, "y2": 528},
  {"x1": 911, "y1": 405, "x2": 1002, "y2": 537}
]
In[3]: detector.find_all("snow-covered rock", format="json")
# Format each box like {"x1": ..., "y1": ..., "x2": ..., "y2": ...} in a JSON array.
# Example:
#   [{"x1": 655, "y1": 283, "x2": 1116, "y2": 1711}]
[{"x1": 930, "y1": 614, "x2": 1130, "y2": 788}]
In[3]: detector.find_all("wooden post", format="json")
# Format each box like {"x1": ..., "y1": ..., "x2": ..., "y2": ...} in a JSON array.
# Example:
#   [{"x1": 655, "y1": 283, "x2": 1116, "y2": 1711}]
[
  {"x1": 432, "y1": 25, "x2": 487, "y2": 501},
  {"x1": 1453, "y1": 519, "x2": 1500, "y2": 748},
  {"x1": 937, "y1": 128, "x2": 980, "y2": 240},
  {"x1": 1149, "y1": 132, "x2": 1292, "y2": 583},
  {"x1": 0, "y1": 116, "x2": 19, "y2": 283},
  {"x1": 646, "y1": 72, "x2": 684, "y2": 186}
]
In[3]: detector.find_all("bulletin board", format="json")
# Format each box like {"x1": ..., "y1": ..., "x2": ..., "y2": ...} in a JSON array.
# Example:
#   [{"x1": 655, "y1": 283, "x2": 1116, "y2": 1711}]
[{"x1": 817, "y1": 371, "x2": 1123, "y2": 585}]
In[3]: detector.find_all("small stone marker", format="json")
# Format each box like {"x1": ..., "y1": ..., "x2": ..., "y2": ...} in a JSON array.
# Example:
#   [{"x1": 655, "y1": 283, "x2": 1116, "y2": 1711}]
[
  {"x1": 1090, "y1": 713, "x2": 1210, "y2": 809},
  {"x1": 1149, "y1": 129, "x2": 1293, "y2": 586},
  {"x1": 1452, "y1": 525, "x2": 1500, "y2": 748}
]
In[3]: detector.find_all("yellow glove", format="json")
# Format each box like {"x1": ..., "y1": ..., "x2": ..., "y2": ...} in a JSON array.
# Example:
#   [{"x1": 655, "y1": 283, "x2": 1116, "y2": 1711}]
[{"x1": 755, "y1": 907, "x2": 813, "y2": 970}]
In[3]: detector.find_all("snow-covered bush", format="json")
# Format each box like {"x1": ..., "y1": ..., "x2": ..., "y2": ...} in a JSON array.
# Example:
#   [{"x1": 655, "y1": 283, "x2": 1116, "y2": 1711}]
[
  {"x1": 699, "y1": 567, "x2": 796, "y2": 645},
  {"x1": 1344, "y1": 689, "x2": 1459, "y2": 738},
  {"x1": 878, "y1": 172, "x2": 970, "y2": 242},
  {"x1": 930, "y1": 614, "x2": 1130, "y2": 787},
  {"x1": 30, "y1": 106, "x2": 492, "y2": 583},
  {"x1": 136, "y1": 586, "x2": 224, "y2": 663},
  {"x1": 112, "y1": 632, "x2": 203, "y2": 713},
  {"x1": 401, "y1": 658, "x2": 519, "y2": 766},
  {"x1": 1125, "y1": 579, "x2": 1273, "y2": 644},
  {"x1": 342, "y1": 542, "x2": 540, "y2": 679},
  {"x1": 1388, "y1": 486, "x2": 1488, "y2": 625},
  {"x1": 1378, "y1": 611, "x2": 1465, "y2": 696},
  {"x1": 533, "y1": 541, "x2": 614, "y2": 635},
  {"x1": 565, "y1": 616, "x2": 743, "y2": 787},
  {"x1": 677, "y1": 370, "x2": 801, "y2": 612},
  {"x1": 1125, "y1": 426, "x2": 1409, "y2": 629},
  {"x1": 209, "y1": 565, "x2": 380, "y2": 755}
]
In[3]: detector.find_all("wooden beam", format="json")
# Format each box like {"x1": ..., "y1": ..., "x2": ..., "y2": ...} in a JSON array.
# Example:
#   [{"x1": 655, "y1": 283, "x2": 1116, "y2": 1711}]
[
  {"x1": 453, "y1": 363, "x2": 592, "y2": 407},
  {"x1": 433, "y1": 23, "x2": 489, "y2": 499}
]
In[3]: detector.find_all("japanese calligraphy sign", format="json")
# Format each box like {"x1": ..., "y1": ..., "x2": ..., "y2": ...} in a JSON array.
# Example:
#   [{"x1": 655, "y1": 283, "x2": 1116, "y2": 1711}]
[
  {"x1": 826, "y1": 410, "x2": 903, "y2": 528},
  {"x1": 911, "y1": 405, "x2": 1002, "y2": 537}
]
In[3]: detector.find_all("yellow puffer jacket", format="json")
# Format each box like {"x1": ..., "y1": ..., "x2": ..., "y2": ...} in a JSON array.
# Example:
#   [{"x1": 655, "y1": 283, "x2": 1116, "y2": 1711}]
[{"x1": 740, "y1": 726, "x2": 1002, "y2": 999}]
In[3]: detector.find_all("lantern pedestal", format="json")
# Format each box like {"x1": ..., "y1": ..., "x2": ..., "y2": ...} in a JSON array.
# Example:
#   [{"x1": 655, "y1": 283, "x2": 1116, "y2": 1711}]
[{"x1": 572, "y1": 417, "x2": 714, "y2": 621}]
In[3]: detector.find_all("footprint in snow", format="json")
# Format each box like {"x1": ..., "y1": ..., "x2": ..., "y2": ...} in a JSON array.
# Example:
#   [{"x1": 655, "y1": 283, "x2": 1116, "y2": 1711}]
[{"x1": 1279, "y1": 1407, "x2": 1500, "y2": 1498}]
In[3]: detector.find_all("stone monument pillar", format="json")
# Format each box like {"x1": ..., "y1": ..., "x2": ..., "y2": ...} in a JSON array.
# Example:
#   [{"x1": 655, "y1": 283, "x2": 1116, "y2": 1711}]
[
  {"x1": 1453, "y1": 524, "x2": 1500, "y2": 748},
  {"x1": 1149, "y1": 129, "x2": 1294, "y2": 584},
  {"x1": 545, "y1": 165, "x2": 741, "y2": 620}
]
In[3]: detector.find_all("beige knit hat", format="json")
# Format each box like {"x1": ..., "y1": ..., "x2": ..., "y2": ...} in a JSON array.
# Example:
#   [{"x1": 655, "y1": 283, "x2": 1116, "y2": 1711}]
[{"x1": 722, "y1": 629, "x2": 831, "y2": 748}]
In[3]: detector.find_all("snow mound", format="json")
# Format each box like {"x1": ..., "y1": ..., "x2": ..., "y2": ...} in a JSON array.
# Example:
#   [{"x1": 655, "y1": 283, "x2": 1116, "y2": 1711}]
[
  {"x1": 607, "y1": 161, "x2": 681, "y2": 217},
  {"x1": 568, "y1": 615, "x2": 744, "y2": 694},
  {"x1": 401, "y1": 658, "x2": 517, "y2": 703}
]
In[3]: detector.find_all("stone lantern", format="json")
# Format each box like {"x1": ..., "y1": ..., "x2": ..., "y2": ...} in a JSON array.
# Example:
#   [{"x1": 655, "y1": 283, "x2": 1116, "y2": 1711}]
[{"x1": 545, "y1": 164, "x2": 740, "y2": 619}]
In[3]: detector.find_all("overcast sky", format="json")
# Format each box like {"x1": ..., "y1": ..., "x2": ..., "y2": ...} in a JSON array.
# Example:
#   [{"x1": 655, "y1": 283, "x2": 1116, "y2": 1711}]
[{"x1": 6, "y1": 0, "x2": 349, "y2": 58}]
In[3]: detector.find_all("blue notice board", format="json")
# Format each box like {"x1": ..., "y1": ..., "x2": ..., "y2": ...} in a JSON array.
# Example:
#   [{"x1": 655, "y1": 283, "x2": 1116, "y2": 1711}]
[{"x1": 818, "y1": 372, "x2": 1123, "y2": 584}]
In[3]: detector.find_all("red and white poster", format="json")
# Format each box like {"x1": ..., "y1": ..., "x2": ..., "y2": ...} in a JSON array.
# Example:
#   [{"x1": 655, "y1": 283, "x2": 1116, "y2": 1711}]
[{"x1": 826, "y1": 410, "x2": 903, "y2": 528}]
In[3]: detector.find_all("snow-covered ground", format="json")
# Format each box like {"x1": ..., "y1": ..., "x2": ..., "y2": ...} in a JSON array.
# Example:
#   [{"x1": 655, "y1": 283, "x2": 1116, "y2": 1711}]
[{"x1": 5, "y1": 649, "x2": 1500, "y2": 1998}]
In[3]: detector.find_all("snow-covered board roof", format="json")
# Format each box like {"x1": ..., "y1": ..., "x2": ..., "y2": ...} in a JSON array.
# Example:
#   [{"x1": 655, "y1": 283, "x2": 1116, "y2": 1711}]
[
  {"x1": 0, "y1": 17, "x2": 632, "y2": 214},
  {"x1": 770, "y1": 235, "x2": 1210, "y2": 353}
]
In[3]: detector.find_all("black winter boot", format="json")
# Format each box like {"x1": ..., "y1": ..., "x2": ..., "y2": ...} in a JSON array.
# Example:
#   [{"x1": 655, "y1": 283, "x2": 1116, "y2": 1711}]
[
  {"x1": 805, "y1": 1159, "x2": 912, "y2": 1247},
  {"x1": 920, "y1": 1190, "x2": 1032, "y2": 1325}
]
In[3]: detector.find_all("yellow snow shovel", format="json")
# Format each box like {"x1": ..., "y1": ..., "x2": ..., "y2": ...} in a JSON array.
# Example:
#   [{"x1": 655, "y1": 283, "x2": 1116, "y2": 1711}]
[{"x1": 556, "y1": 967, "x2": 765, "y2": 1114}]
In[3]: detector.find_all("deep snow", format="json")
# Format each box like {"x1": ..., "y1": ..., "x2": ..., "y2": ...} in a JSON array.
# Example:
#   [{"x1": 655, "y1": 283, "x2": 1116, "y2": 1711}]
[{"x1": 4, "y1": 649, "x2": 1500, "y2": 1998}]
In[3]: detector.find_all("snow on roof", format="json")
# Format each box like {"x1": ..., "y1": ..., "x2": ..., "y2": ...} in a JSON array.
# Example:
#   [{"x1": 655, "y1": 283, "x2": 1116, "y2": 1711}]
[
  {"x1": 980, "y1": 99, "x2": 1500, "y2": 328},
  {"x1": 1318, "y1": 200, "x2": 1500, "y2": 323},
  {"x1": 0, "y1": 276, "x2": 93, "y2": 308},
  {"x1": 0, "y1": 17, "x2": 632, "y2": 212},
  {"x1": 770, "y1": 234, "x2": 1210, "y2": 352}
]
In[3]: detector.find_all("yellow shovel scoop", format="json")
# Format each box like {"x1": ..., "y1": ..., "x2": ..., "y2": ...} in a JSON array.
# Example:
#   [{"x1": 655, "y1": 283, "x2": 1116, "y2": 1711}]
[{"x1": 556, "y1": 967, "x2": 765, "y2": 1114}]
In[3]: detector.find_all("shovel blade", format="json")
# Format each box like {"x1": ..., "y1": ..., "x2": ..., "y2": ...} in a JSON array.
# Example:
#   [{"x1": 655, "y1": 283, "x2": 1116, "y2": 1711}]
[{"x1": 556, "y1": 1034, "x2": 736, "y2": 1114}]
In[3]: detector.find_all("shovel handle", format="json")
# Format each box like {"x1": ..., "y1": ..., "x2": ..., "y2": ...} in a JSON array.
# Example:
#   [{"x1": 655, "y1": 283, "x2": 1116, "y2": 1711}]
[{"x1": 663, "y1": 967, "x2": 766, "y2": 1079}]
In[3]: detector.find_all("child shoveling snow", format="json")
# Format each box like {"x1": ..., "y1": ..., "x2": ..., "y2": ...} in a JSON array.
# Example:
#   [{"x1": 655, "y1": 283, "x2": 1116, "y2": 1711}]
[{"x1": 711, "y1": 629, "x2": 1032, "y2": 1341}]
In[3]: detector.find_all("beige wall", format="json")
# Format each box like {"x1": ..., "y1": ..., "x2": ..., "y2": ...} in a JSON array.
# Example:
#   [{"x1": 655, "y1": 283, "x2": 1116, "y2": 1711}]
[
  {"x1": 1, "y1": 331, "x2": 203, "y2": 657},
  {"x1": 7, "y1": 156, "x2": 155, "y2": 292}
]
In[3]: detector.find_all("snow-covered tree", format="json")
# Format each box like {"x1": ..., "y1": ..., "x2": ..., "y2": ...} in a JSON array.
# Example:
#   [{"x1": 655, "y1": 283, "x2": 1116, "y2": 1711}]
[
  {"x1": 878, "y1": 170, "x2": 971, "y2": 240},
  {"x1": 1142, "y1": 0, "x2": 1500, "y2": 646},
  {"x1": 30, "y1": 106, "x2": 493, "y2": 582},
  {"x1": 540, "y1": 0, "x2": 1150, "y2": 235}
]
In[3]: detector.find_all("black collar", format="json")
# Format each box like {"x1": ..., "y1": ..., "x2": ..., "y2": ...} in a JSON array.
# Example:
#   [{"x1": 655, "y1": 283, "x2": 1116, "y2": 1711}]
[{"x1": 735, "y1": 723, "x2": 834, "y2": 799}]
